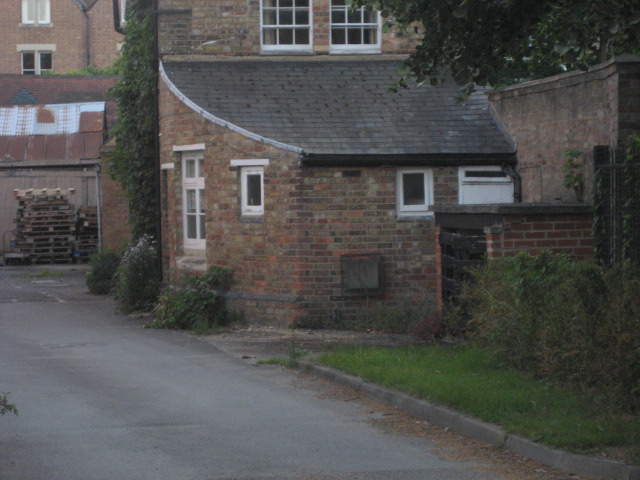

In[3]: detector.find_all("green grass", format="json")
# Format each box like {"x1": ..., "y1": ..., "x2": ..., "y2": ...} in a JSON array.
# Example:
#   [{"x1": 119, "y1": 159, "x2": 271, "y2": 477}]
[{"x1": 316, "y1": 344, "x2": 640, "y2": 457}]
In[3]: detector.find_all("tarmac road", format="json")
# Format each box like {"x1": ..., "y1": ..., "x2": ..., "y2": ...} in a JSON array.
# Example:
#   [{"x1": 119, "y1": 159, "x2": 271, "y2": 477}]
[{"x1": 0, "y1": 265, "x2": 498, "y2": 480}]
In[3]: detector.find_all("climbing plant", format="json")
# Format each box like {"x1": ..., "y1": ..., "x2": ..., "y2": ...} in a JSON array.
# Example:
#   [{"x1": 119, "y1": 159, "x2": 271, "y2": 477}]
[{"x1": 107, "y1": 0, "x2": 158, "y2": 242}]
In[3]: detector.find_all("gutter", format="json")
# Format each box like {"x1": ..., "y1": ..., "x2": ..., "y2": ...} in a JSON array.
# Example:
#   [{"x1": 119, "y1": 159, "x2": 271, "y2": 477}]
[{"x1": 299, "y1": 152, "x2": 517, "y2": 168}]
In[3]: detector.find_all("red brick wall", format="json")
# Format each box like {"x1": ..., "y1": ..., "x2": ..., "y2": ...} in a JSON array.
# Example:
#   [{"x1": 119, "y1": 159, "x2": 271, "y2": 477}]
[
  {"x1": 100, "y1": 147, "x2": 131, "y2": 251},
  {"x1": 485, "y1": 213, "x2": 594, "y2": 260},
  {"x1": 158, "y1": 0, "x2": 418, "y2": 57},
  {"x1": 489, "y1": 56, "x2": 640, "y2": 203},
  {"x1": 0, "y1": 0, "x2": 122, "y2": 74},
  {"x1": 159, "y1": 80, "x2": 458, "y2": 326}
]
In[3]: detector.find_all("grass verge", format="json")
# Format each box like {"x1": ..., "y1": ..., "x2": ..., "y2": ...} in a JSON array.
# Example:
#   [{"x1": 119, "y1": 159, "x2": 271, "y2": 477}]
[{"x1": 316, "y1": 344, "x2": 639, "y2": 462}]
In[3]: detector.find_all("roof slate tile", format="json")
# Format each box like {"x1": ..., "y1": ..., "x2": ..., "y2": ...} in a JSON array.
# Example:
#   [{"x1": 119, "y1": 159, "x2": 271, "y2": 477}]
[{"x1": 163, "y1": 58, "x2": 514, "y2": 160}]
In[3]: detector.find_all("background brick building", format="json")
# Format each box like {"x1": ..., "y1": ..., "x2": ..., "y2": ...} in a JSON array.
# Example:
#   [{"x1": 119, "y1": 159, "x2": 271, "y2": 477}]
[
  {"x1": 0, "y1": 0, "x2": 123, "y2": 75},
  {"x1": 156, "y1": 0, "x2": 516, "y2": 326}
]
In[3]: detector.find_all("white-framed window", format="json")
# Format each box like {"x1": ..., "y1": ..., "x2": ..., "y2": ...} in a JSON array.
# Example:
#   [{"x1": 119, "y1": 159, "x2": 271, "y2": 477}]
[
  {"x1": 21, "y1": 51, "x2": 52, "y2": 75},
  {"x1": 231, "y1": 159, "x2": 269, "y2": 217},
  {"x1": 396, "y1": 169, "x2": 434, "y2": 216},
  {"x1": 182, "y1": 151, "x2": 206, "y2": 249},
  {"x1": 458, "y1": 166, "x2": 514, "y2": 204},
  {"x1": 22, "y1": 0, "x2": 50, "y2": 25},
  {"x1": 240, "y1": 167, "x2": 265, "y2": 216},
  {"x1": 330, "y1": 0, "x2": 380, "y2": 53},
  {"x1": 261, "y1": 0, "x2": 312, "y2": 53}
]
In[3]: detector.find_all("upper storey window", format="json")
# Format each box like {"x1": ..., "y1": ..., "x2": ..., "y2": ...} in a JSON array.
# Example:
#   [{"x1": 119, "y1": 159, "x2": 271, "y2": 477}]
[
  {"x1": 330, "y1": 0, "x2": 380, "y2": 53},
  {"x1": 261, "y1": 0, "x2": 312, "y2": 53},
  {"x1": 22, "y1": 0, "x2": 50, "y2": 25}
]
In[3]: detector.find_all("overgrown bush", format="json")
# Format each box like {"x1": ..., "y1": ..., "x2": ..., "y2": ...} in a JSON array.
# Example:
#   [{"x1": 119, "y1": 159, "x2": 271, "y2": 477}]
[
  {"x1": 147, "y1": 267, "x2": 233, "y2": 333},
  {"x1": 113, "y1": 235, "x2": 161, "y2": 314},
  {"x1": 460, "y1": 251, "x2": 640, "y2": 412},
  {"x1": 86, "y1": 250, "x2": 121, "y2": 294}
]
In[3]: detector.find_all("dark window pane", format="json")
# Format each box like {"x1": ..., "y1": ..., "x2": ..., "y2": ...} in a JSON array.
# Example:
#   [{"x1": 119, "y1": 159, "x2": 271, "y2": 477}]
[
  {"x1": 363, "y1": 28, "x2": 377, "y2": 44},
  {"x1": 22, "y1": 52, "x2": 35, "y2": 71},
  {"x1": 40, "y1": 53, "x2": 52, "y2": 71},
  {"x1": 263, "y1": 9, "x2": 277, "y2": 25},
  {"x1": 331, "y1": 9, "x2": 346, "y2": 23},
  {"x1": 295, "y1": 10, "x2": 308, "y2": 24},
  {"x1": 403, "y1": 173, "x2": 425, "y2": 206},
  {"x1": 279, "y1": 28, "x2": 293, "y2": 44},
  {"x1": 347, "y1": 9, "x2": 360, "y2": 23},
  {"x1": 347, "y1": 28, "x2": 362, "y2": 44},
  {"x1": 247, "y1": 174, "x2": 262, "y2": 206},
  {"x1": 280, "y1": 0, "x2": 293, "y2": 7},
  {"x1": 280, "y1": 9, "x2": 293, "y2": 25},
  {"x1": 294, "y1": 28, "x2": 309, "y2": 44},
  {"x1": 331, "y1": 28, "x2": 346, "y2": 44}
]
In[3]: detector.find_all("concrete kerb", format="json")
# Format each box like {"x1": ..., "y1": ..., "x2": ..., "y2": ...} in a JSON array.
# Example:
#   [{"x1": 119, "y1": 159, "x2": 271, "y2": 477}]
[{"x1": 306, "y1": 364, "x2": 640, "y2": 480}]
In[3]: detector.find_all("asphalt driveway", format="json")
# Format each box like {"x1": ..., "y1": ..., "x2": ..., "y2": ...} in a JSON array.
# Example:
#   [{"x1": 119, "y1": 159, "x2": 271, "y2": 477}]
[{"x1": 0, "y1": 264, "x2": 496, "y2": 480}]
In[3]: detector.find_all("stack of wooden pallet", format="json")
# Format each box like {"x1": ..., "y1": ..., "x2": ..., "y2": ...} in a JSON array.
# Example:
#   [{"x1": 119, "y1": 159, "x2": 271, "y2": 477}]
[
  {"x1": 13, "y1": 188, "x2": 76, "y2": 264},
  {"x1": 74, "y1": 206, "x2": 99, "y2": 262}
]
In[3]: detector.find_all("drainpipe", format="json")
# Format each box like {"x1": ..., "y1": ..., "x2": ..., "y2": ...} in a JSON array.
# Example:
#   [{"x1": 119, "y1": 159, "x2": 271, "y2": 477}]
[
  {"x1": 112, "y1": 0, "x2": 125, "y2": 34},
  {"x1": 82, "y1": 8, "x2": 91, "y2": 67},
  {"x1": 502, "y1": 164, "x2": 522, "y2": 203}
]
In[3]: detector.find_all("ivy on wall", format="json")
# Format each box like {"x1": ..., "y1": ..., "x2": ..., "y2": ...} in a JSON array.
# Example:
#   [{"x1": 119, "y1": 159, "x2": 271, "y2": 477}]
[{"x1": 108, "y1": 0, "x2": 158, "y2": 242}]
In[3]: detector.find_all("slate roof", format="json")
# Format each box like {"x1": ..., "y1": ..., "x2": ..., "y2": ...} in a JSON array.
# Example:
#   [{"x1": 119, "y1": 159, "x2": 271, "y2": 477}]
[{"x1": 162, "y1": 57, "x2": 515, "y2": 165}]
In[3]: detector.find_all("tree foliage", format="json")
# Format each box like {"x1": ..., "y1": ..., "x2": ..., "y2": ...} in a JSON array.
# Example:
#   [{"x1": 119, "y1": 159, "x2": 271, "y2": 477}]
[
  {"x1": 108, "y1": 0, "x2": 158, "y2": 241},
  {"x1": 361, "y1": 0, "x2": 640, "y2": 92}
]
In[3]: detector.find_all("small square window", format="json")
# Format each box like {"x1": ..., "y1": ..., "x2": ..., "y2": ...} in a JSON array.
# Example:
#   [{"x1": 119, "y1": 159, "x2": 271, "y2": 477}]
[
  {"x1": 397, "y1": 169, "x2": 433, "y2": 216},
  {"x1": 22, "y1": 0, "x2": 50, "y2": 25},
  {"x1": 21, "y1": 51, "x2": 52, "y2": 75}
]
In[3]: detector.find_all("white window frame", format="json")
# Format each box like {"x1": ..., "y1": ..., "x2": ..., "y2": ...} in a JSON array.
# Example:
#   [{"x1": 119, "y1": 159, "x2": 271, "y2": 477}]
[
  {"x1": 22, "y1": 0, "x2": 51, "y2": 25},
  {"x1": 181, "y1": 151, "x2": 206, "y2": 249},
  {"x1": 240, "y1": 167, "x2": 265, "y2": 216},
  {"x1": 21, "y1": 51, "x2": 52, "y2": 75},
  {"x1": 330, "y1": 0, "x2": 381, "y2": 54},
  {"x1": 458, "y1": 166, "x2": 514, "y2": 205},
  {"x1": 396, "y1": 169, "x2": 434, "y2": 217},
  {"x1": 260, "y1": 0, "x2": 313, "y2": 54},
  {"x1": 231, "y1": 159, "x2": 269, "y2": 217}
]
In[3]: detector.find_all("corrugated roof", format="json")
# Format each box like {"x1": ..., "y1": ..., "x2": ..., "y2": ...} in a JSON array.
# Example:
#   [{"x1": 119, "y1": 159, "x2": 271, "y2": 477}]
[
  {"x1": 0, "y1": 102, "x2": 105, "y2": 136},
  {"x1": 161, "y1": 57, "x2": 515, "y2": 161},
  {"x1": 0, "y1": 102, "x2": 106, "y2": 163}
]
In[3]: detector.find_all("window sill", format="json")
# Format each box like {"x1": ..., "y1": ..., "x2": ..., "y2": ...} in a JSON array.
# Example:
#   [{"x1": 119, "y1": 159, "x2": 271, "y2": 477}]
[
  {"x1": 176, "y1": 255, "x2": 207, "y2": 273},
  {"x1": 396, "y1": 213, "x2": 435, "y2": 222},
  {"x1": 240, "y1": 215, "x2": 264, "y2": 224}
]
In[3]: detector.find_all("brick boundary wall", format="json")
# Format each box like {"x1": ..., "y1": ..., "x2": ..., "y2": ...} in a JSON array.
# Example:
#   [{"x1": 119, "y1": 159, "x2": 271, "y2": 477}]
[
  {"x1": 489, "y1": 55, "x2": 640, "y2": 204},
  {"x1": 434, "y1": 204, "x2": 593, "y2": 315}
]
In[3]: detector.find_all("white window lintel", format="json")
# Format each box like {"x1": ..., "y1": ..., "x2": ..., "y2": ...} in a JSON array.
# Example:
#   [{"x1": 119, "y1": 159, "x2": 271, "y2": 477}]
[
  {"x1": 231, "y1": 159, "x2": 269, "y2": 167},
  {"x1": 173, "y1": 143, "x2": 205, "y2": 152}
]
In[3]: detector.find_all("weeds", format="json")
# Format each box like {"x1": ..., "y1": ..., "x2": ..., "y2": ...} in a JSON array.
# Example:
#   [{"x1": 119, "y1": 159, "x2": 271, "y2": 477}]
[
  {"x1": 114, "y1": 235, "x2": 161, "y2": 314},
  {"x1": 0, "y1": 393, "x2": 17, "y2": 416},
  {"x1": 146, "y1": 267, "x2": 232, "y2": 333},
  {"x1": 86, "y1": 250, "x2": 121, "y2": 294}
]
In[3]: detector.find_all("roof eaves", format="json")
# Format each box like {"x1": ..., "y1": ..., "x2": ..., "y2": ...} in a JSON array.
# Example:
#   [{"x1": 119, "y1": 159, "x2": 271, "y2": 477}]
[
  {"x1": 300, "y1": 152, "x2": 518, "y2": 168},
  {"x1": 159, "y1": 61, "x2": 304, "y2": 155}
]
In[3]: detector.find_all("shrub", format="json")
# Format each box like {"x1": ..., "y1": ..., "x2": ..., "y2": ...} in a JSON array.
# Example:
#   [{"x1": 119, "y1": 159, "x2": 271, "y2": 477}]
[
  {"x1": 147, "y1": 267, "x2": 233, "y2": 333},
  {"x1": 113, "y1": 235, "x2": 161, "y2": 314},
  {"x1": 86, "y1": 250, "x2": 121, "y2": 294},
  {"x1": 461, "y1": 252, "x2": 640, "y2": 412}
]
